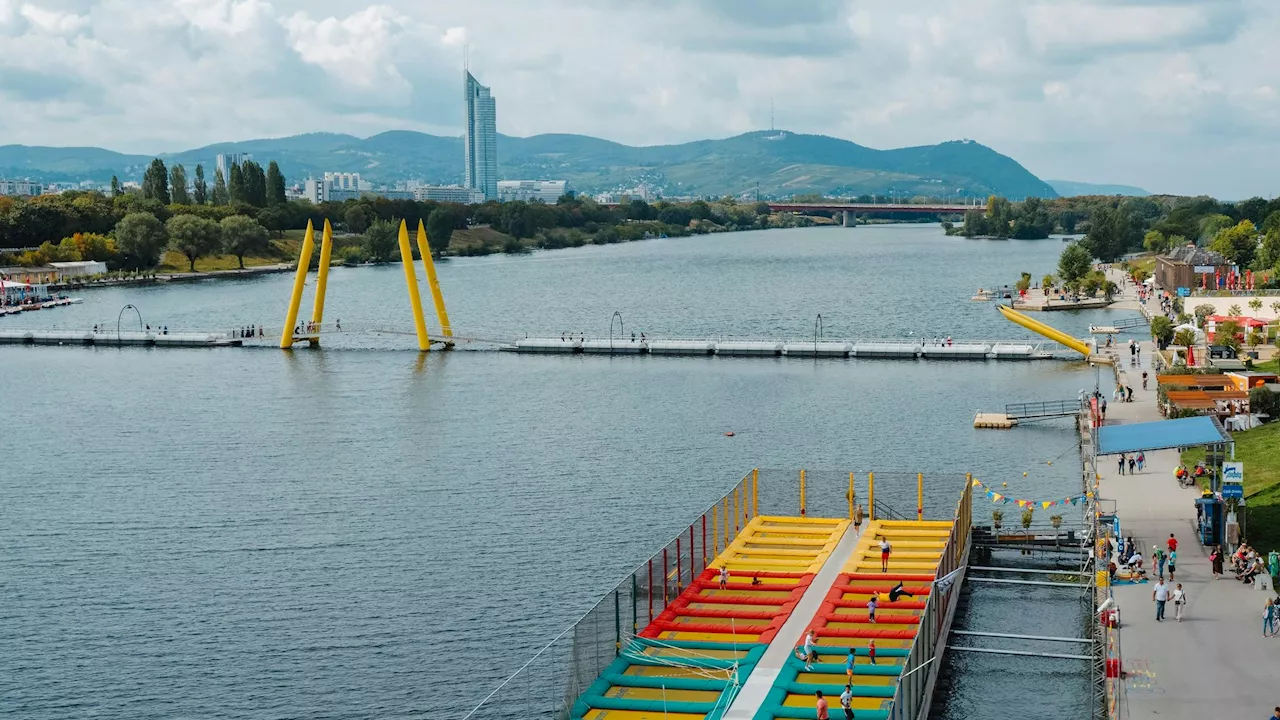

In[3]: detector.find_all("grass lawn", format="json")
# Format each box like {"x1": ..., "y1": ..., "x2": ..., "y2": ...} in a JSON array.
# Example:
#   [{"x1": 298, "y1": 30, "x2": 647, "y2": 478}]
[
  {"x1": 1182, "y1": 420, "x2": 1280, "y2": 552},
  {"x1": 157, "y1": 251, "x2": 284, "y2": 273}
]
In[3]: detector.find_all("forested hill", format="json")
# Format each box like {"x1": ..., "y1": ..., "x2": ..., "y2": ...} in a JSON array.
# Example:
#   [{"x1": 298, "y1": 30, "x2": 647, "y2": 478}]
[{"x1": 0, "y1": 130, "x2": 1056, "y2": 199}]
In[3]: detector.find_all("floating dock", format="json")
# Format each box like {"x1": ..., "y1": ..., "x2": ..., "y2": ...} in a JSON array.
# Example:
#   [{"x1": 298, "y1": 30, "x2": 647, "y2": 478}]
[
  {"x1": 973, "y1": 413, "x2": 1015, "y2": 429},
  {"x1": 0, "y1": 329, "x2": 238, "y2": 347},
  {"x1": 507, "y1": 338, "x2": 1056, "y2": 361}
]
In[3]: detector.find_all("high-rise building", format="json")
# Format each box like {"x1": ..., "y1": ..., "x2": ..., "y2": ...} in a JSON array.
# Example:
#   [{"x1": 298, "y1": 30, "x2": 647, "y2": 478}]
[
  {"x1": 215, "y1": 152, "x2": 251, "y2": 181},
  {"x1": 463, "y1": 70, "x2": 497, "y2": 202},
  {"x1": 498, "y1": 180, "x2": 570, "y2": 204}
]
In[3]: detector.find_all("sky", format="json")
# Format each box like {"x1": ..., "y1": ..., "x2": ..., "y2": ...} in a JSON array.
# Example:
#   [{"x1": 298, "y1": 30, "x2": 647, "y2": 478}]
[{"x1": 1, "y1": 0, "x2": 1278, "y2": 199}]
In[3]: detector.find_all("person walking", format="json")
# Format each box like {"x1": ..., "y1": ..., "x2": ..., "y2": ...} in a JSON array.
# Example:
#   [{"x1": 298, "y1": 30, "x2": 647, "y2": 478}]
[
  {"x1": 1128, "y1": 455, "x2": 1136, "y2": 474},
  {"x1": 867, "y1": 594, "x2": 878, "y2": 624},
  {"x1": 1211, "y1": 545, "x2": 1224, "y2": 579},
  {"x1": 1171, "y1": 583, "x2": 1186, "y2": 622},
  {"x1": 1167, "y1": 534, "x2": 1178, "y2": 554},
  {"x1": 1154, "y1": 548, "x2": 1166, "y2": 580},
  {"x1": 853, "y1": 503, "x2": 863, "y2": 532},
  {"x1": 1153, "y1": 578, "x2": 1169, "y2": 621},
  {"x1": 1118, "y1": 454, "x2": 1126, "y2": 475},
  {"x1": 844, "y1": 648, "x2": 856, "y2": 683},
  {"x1": 878, "y1": 536, "x2": 891, "y2": 572},
  {"x1": 1265, "y1": 598, "x2": 1277, "y2": 637},
  {"x1": 839, "y1": 685, "x2": 854, "y2": 720},
  {"x1": 1168, "y1": 549, "x2": 1177, "y2": 582},
  {"x1": 1137, "y1": 452, "x2": 1145, "y2": 471},
  {"x1": 815, "y1": 690, "x2": 830, "y2": 720},
  {"x1": 802, "y1": 630, "x2": 817, "y2": 671}
]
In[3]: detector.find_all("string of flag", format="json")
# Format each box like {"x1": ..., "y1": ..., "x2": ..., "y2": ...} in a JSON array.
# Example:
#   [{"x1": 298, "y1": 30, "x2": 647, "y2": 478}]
[{"x1": 971, "y1": 478, "x2": 1090, "y2": 509}]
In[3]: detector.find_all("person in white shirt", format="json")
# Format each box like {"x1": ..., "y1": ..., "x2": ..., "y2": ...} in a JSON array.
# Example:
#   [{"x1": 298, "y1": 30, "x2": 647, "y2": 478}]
[
  {"x1": 879, "y1": 537, "x2": 892, "y2": 572},
  {"x1": 1152, "y1": 579, "x2": 1170, "y2": 621},
  {"x1": 839, "y1": 684, "x2": 854, "y2": 720},
  {"x1": 802, "y1": 630, "x2": 817, "y2": 671},
  {"x1": 1171, "y1": 583, "x2": 1186, "y2": 622}
]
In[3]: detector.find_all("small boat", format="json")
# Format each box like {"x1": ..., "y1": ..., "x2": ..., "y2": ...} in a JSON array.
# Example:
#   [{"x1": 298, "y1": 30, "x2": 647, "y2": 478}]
[
  {"x1": 1089, "y1": 325, "x2": 1120, "y2": 335},
  {"x1": 971, "y1": 288, "x2": 995, "y2": 301}
]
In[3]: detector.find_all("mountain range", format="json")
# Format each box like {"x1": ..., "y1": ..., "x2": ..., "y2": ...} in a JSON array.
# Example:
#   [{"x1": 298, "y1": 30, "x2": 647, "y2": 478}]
[{"x1": 0, "y1": 130, "x2": 1076, "y2": 199}]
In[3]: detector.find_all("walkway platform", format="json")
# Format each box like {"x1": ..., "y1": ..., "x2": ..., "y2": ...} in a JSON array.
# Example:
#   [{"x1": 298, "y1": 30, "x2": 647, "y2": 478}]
[{"x1": 0, "y1": 329, "x2": 239, "y2": 347}]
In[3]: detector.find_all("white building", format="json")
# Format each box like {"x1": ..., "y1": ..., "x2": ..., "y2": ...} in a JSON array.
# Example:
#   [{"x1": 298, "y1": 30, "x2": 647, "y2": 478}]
[
  {"x1": 215, "y1": 152, "x2": 252, "y2": 181},
  {"x1": 49, "y1": 261, "x2": 109, "y2": 279},
  {"x1": 464, "y1": 70, "x2": 498, "y2": 201},
  {"x1": 0, "y1": 179, "x2": 44, "y2": 196},
  {"x1": 323, "y1": 172, "x2": 368, "y2": 191},
  {"x1": 414, "y1": 185, "x2": 485, "y2": 204},
  {"x1": 498, "y1": 180, "x2": 569, "y2": 204}
]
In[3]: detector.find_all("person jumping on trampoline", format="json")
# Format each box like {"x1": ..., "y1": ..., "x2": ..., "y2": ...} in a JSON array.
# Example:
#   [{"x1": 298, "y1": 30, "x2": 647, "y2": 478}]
[
  {"x1": 718, "y1": 566, "x2": 729, "y2": 589},
  {"x1": 867, "y1": 594, "x2": 878, "y2": 623},
  {"x1": 867, "y1": 639, "x2": 877, "y2": 665},
  {"x1": 878, "y1": 536, "x2": 892, "y2": 572},
  {"x1": 751, "y1": 575, "x2": 762, "y2": 586},
  {"x1": 888, "y1": 582, "x2": 915, "y2": 602},
  {"x1": 844, "y1": 648, "x2": 856, "y2": 682}
]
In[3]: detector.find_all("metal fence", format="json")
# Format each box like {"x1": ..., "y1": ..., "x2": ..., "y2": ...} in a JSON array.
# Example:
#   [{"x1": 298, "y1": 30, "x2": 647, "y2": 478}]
[{"x1": 888, "y1": 474, "x2": 974, "y2": 720}]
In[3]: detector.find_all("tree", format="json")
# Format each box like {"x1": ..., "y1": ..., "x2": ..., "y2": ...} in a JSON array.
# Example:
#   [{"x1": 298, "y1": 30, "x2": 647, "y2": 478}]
[
  {"x1": 1042, "y1": 274, "x2": 1054, "y2": 290},
  {"x1": 256, "y1": 206, "x2": 290, "y2": 238},
  {"x1": 141, "y1": 158, "x2": 170, "y2": 205},
  {"x1": 1199, "y1": 214, "x2": 1234, "y2": 243},
  {"x1": 1209, "y1": 220, "x2": 1258, "y2": 268},
  {"x1": 961, "y1": 209, "x2": 987, "y2": 237},
  {"x1": 1058, "y1": 243, "x2": 1092, "y2": 285},
  {"x1": 217, "y1": 215, "x2": 269, "y2": 269},
  {"x1": 193, "y1": 165, "x2": 208, "y2": 206},
  {"x1": 1257, "y1": 229, "x2": 1280, "y2": 271},
  {"x1": 169, "y1": 164, "x2": 189, "y2": 205},
  {"x1": 110, "y1": 175, "x2": 121, "y2": 198},
  {"x1": 64, "y1": 232, "x2": 117, "y2": 262},
  {"x1": 1271, "y1": 300, "x2": 1280, "y2": 318},
  {"x1": 1150, "y1": 316, "x2": 1174, "y2": 349},
  {"x1": 266, "y1": 161, "x2": 286, "y2": 206},
  {"x1": 1215, "y1": 320, "x2": 1243, "y2": 352},
  {"x1": 1082, "y1": 206, "x2": 1140, "y2": 262},
  {"x1": 1249, "y1": 298, "x2": 1263, "y2": 316},
  {"x1": 1193, "y1": 304, "x2": 1215, "y2": 327},
  {"x1": 166, "y1": 214, "x2": 222, "y2": 271},
  {"x1": 1015, "y1": 272, "x2": 1032, "y2": 293},
  {"x1": 344, "y1": 205, "x2": 374, "y2": 234},
  {"x1": 228, "y1": 164, "x2": 246, "y2": 205},
  {"x1": 212, "y1": 168, "x2": 229, "y2": 206},
  {"x1": 1262, "y1": 211, "x2": 1280, "y2": 235},
  {"x1": 113, "y1": 212, "x2": 168, "y2": 268},
  {"x1": 241, "y1": 160, "x2": 267, "y2": 207},
  {"x1": 1229, "y1": 304, "x2": 1243, "y2": 316},
  {"x1": 1143, "y1": 229, "x2": 1171, "y2": 254},
  {"x1": 1173, "y1": 328, "x2": 1198, "y2": 348},
  {"x1": 361, "y1": 219, "x2": 399, "y2": 263},
  {"x1": 425, "y1": 206, "x2": 464, "y2": 253}
]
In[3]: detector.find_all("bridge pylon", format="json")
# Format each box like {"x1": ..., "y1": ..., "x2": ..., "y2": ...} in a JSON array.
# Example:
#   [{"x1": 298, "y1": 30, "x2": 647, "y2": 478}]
[
  {"x1": 280, "y1": 220, "x2": 317, "y2": 348},
  {"x1": 415, "y1": 220, "x2": 454, "y2": 348}
]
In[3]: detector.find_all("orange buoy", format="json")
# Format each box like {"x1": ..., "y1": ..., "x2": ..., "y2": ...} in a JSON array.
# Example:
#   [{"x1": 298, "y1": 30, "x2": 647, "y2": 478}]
[{"x1": 724, "y1": 431, "x2": 735, "y2": 437}]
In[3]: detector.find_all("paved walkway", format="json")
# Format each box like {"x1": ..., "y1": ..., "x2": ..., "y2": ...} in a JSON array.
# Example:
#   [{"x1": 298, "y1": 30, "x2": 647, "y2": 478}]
[{"x1": 1099, "y1": 270, "x2": 1280, "y2": 719}]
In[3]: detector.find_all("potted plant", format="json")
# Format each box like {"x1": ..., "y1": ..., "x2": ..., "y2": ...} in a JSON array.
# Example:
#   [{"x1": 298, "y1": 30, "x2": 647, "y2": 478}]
[
  {"x1": 1021, "y1": 507, "x2": 1035, "y2": 529},
  {"x1": 992, "y1": 510, "x2": 1004, "y2": 532},
  {"x1": 1050, "y1": 514, "x2": 1063, "y2": 546}
]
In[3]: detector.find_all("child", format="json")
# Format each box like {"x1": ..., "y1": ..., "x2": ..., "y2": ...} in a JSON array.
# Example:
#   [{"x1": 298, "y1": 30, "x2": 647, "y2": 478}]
[
  {"x1": 868, "y1": 639, "x2": 877, "y2": 665},
  {"x1": 867, "y1": 594, "x2": 878, "y2": 623},
  {"x1": 844, "y1": 648, "x2": 855, "y2": 683},
  {"x1": 879, "y1": 536, "x2": 892, "y2": 572},
  {"x1": 719, "y1": 566, "x2": 729, "y2": 589}
]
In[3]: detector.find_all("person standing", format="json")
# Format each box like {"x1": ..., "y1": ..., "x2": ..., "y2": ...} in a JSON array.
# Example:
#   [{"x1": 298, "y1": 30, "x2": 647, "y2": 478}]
[
  {"x1": 867, "y1": 639, "x2": 877, "y2": 665},
  {"x1": 815, "y1": 690, "x2": 830, "y2": 720},
  {"x1": 1118, "y1": 454, "x2": 1126, "y2": 475},
  {"x1": 803, "y1": 630, "x2": 817, "y2": 671},
  {"x1": 1153, "y1": 578, "x2": 1169, "y2": 621},
  {"x1": 1128, "y1": 455, "x2": 1136, "y2": 474},
  {"x1": 839, "y1": 685, "x2": 854, "y2": 720},
  {"x1": 1170, "y1": 583, "x2": 1186, "y2": 621},
  {"x1": 1168, "y1": 549, "x2": 1177, "y2": 582},
  {"x1": 1137, "y1": 452, "x2": 1145, "y2": 471},
  {"x1": 1211, "y1": 545, "x2": 1224, "y2": 579},
  {"x1": 867, "y1": 594, "x2": 878, "y2": 624},
  {"x1": 719, "y1": 566, "x2": 729, "y2": 589},
  {"x1": 1265, "y1": 598, "x2": 1277, "y2": 637},
  {"x1": 1167, "y1": 534, "x2": 1178, "y2": 554},
  {"x1": 844, "y1": 648, "x2": 856, "y2": 683},
  {"x1": 1154, "y1": 548, "x2": 1166, "y2": 580},
  {"x1": 879, "y1": 536, "x2": 891, "y2": 572},
  {"x1": 853, "y1": 503, "x2": 863, "y2": 532}
]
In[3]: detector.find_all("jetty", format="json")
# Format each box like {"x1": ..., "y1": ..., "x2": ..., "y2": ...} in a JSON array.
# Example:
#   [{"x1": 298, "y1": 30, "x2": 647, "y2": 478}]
[
  {"x1": 973, "y1": 398, "x2": 1084, "y2": 429},
  {"x1": 0, "y1": 329, "x2": 239, "y2": 347}
]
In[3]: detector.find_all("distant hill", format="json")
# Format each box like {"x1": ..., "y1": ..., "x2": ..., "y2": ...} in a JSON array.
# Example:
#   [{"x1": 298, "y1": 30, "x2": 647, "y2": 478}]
[
  {"x1": 1047, "y1": 179, "x2": 1149, "y2": 197},
  {"x1": 0, "y1": 130, "x2": 1057, "y2": 199}
]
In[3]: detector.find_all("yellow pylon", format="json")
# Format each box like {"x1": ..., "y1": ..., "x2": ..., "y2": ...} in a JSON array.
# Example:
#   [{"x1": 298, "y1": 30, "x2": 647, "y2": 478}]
[
  {"x1": 415, "y1": 220, "x2": 454, "y2": 345},
  {"x1": 280, "y1": 220, "x2": 316, "y2": 348},
  {"x1": 398, "y1": 220, "x2": 431, "y2": 351},
  {"x1": 309, "y1": 219, "x2": 334, "y2": 344}
]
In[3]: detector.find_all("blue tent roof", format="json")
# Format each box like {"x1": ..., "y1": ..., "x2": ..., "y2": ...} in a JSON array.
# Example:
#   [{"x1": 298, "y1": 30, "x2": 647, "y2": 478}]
[{"x1": 1097, "y1": 416, "x2": 1230, "y2": 455}]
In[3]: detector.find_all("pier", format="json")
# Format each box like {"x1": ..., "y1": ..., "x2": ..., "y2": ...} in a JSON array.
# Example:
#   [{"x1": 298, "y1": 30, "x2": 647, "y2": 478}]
[
  {"x1": 0, "y1": 328, "x2": 239, "y2": 347},
  {"x1": 974, "y1": 398, "x2": 1084, "y2": 429}
]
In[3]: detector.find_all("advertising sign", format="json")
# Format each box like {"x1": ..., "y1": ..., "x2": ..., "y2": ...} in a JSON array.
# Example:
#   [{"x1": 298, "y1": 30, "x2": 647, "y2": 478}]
[
  {"x1": 1223, "y1": 462, "x2": 1244, "y2": 483},
  {"x1": 1193, "y1": 265, "x2": 1217, "y2": 273},
  {"x1": 1176, "y1": 287, "x2": 1191, "y2": 297},
  {"x1": 1222, "y1": 483, "x2": 1243, "y2": 499}
]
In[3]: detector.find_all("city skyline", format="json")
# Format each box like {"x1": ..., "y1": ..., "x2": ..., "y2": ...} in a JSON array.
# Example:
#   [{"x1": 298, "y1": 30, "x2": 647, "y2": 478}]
[{"x1": 1, "y1": 1, "x2": 1279, "y2": 198}]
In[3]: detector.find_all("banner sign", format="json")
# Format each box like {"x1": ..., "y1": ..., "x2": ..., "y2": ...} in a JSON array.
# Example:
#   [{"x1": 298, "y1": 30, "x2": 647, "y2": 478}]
[
  {"x1": 972, "y1": 478, "x2": 1089, "y2": 508},
  {"x1": 1223, "y1": 462, "x2": 1243, "y2": 483}
]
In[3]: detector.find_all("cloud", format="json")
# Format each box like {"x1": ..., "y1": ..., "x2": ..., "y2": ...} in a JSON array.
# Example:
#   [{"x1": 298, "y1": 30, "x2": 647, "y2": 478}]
[{"x1": 0, "y1": 0, "x2": 1277, "y2": 198}]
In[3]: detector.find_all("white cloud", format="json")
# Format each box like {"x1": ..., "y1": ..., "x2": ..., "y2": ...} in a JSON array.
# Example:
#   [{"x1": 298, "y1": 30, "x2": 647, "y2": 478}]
[{"x1": 0, "y1": 0, "x2": 1277, "y2": 198}]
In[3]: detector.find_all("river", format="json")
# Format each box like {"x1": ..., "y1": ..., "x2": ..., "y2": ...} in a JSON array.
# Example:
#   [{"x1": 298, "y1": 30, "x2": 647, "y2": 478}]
[{"x1": 0, "y1": 225, "x2": 1123, "y2": 718}]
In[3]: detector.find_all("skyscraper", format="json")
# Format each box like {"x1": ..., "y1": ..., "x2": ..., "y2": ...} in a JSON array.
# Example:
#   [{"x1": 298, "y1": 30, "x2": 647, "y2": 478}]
[
  {"x1": 463, "y1": 70, "x2": 497, "y2": 202},
  {"x1": 215, "y1": 152, "x2": 251, "y2": 182}
]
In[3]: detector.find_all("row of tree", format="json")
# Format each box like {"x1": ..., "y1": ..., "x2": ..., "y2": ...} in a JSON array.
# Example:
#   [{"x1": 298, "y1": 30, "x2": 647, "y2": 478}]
[{"x1": 120, "y1": 157, "x2": 287, "y2": 209}]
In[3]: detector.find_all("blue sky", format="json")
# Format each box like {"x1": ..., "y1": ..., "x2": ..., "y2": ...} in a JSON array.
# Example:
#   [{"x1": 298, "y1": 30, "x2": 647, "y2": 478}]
[{"x1": 1, "y1": 0, "x2": 1277, "y2": 198}]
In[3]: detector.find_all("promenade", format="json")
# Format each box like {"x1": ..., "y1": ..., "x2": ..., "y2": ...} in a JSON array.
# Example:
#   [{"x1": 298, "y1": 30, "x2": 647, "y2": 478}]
[{"x1": 1100, "y1": 270, "x2": 1279, "y2": 718}]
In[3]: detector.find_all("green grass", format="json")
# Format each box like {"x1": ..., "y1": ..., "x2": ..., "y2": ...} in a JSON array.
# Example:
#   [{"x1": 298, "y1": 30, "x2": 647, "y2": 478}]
[
  {"x1": 157, "y1": 251, "x2": 284, "y2": 273},
  {"x1": 1182, "y1": 421, "x2": 1280, "y2": 552}
]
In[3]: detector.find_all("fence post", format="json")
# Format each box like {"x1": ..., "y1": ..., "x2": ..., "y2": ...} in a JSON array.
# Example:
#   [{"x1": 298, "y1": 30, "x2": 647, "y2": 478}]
[
  {"x1": 702, "y1": 514, "x2": 708, "y2": 568},
  {"x1": 734, "y1": 485, "x2": 740, "y2": 534},
  {"x1": 689, "y1": 524, "x2": 696, "y2": 577},
  {"x1": 676, "y1": 538, "x2": 682, "y2": 593},
  {"x1": 647, "y1": 558, "x2": 654, "y2": 623},
  {"x1": 752, "y1": 468, "x2": 759, "y2": 518},
  {"x1": 869, "y1": 472, "x2": 876, "y2": 521},
  {"x1": 848, "y1": 472, "x2": 855, "y2": 519},
  {"x1": 799, "y1": 469, "x2": 807, "y2": 516},
  {"x1": 614, "y1": 590, "x2": 621, "y2": 656},
  {"x1": 662, "y1": 547, "x2": 669, "y2": 605},
  {"x1": 631, "y1": 573, "x2": 638, "y2": 637},
  {"x1": 918, "y1": 472, "x2": 924, "y2": 521},
  {"x1": 712, "y1": 508, "x2": 719, "y2": 559}
]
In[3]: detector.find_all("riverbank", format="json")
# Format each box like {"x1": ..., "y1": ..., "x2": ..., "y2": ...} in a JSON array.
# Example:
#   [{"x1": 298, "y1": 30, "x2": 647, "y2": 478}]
[{"x1": 1097, "y1": 268, "x2": 1278, "y2": 719}]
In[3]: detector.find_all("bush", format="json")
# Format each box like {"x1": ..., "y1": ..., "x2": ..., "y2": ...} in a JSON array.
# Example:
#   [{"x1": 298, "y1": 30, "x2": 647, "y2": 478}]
[{"x1": 1250, "y1": 386, "x2": 1280, "y2": 422}]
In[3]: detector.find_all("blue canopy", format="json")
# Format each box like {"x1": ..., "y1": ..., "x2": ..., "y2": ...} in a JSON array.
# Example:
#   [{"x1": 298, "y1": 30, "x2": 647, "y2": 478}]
[{"x1": 1098, "y1": 416, "x2": 1230, "y2": 455}]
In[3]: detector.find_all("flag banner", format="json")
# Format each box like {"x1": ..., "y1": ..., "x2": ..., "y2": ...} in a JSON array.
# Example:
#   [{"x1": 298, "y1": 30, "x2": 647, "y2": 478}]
[{"x1": 971, "y1": 479, "x2": 1086, "y2": 509}]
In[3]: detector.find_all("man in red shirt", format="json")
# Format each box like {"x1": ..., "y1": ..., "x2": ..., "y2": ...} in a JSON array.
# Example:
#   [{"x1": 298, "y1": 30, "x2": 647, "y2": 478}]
[
  {"x1": 1167, "y1": 534, "x2": 1178, "y2": 553},
  {"x1": 815, "y1": 690, "x2": 830, "y2": 720}
]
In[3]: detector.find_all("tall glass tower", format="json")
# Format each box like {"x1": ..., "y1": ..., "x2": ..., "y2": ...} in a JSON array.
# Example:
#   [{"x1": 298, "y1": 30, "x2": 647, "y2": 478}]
[{"x1": 463, "y1": 70, "x2": 497, "y2": 202}]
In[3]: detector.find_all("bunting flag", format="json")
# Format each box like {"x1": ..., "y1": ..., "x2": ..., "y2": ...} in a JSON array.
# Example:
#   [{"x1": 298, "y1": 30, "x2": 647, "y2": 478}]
[{"x1": 972, "y1": 479, "x2": 1087, "y2": 509}]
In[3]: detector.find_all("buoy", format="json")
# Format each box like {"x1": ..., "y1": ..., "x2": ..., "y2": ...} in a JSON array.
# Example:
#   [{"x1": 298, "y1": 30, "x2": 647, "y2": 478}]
[
  {"x1": 1023, "y1": 472, "x2": 1028, "y2": 477},
  {"x1": 724, "y1": 431, "x2": 735, "y2": 437},
  {"x1": 1047, "y1": 461, "x2": 1053, "y2": 466},
  {"x1": 1002, "y1": 482, "x2": 1008, "y2": 487}
]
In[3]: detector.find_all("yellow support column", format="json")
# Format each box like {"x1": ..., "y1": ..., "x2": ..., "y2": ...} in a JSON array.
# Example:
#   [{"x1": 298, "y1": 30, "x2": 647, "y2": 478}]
[
  {"x1": 415, "y1": 220, "x2": 454, "y2": 345},
  {"x1": 309, "y1": 219, "x2": 334, "y2": 344},
  {"x1": 918, "y1": 472, "x2": 924, "y2": 521},
  {"x1": 279, "y1": 220, "x2": 316, "y2": 348},
  {"x1": 733, "y1": 486, "x2": 740, "y2": 534},
  {"x1": 397, "y1": 220, "x2": 431, "y2": 351},
  {"x1": 712, "y1": 508, "x2": 719, "y2": 558},
  {"x1": 869, "y1": 472, "x2": 876, "y2": 521},
  {"x1": 752, "y1": 468, "x2": 759, "y2": 518},
  {"x1": 848, "y1": 472, "x2": 855, "y2": 520},
  {"x1": 799, "y1": 469, "x2": 806, "y2": 516}
]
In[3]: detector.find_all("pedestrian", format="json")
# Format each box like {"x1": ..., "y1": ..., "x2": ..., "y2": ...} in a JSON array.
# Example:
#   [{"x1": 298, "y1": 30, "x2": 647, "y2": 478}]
[
  {"x1": 1128, "y1": 455, "x2": 1136, "y2": 474},
  {"x1": 1168, "y1": 550, "x2": 1177, "y2": 582},
  {"x1": 1137, "y1": 452, "x2": 1145, "y2": 471},
  {"x1": 1211, "y1": 545, "x2": 1224, "y2": 579},
  {"x1": 867, "y1": 594, "x2": 878, "y2": 623},
  {"x1": 815, "y1": 690, "x2": 830, "y2": 720},
  {"x1": 840, "y1": 684, "x2": 854, "y2": 720},
  {"x1": 1126, "y1": 386, "x2": 1134, "y2": 402},
  {"x1": 1265, "y1": 599, "x2": 1276, "y2": 637},
  {"x1": 1152, "y1": 578, "x2": 1169, "y2": 621},
  {"x1": 844, "y1": 648, "x2": 856, "y2": 683},
  {"x1": 867, "y1": 639, "x2": 876, "y2": 665},
  {"x1": 1118, "y1": 454, "x2": 1126, "y2": 475},
  {"x1": 1100, "y1": 397, "x2": 1107, "y2": 420},
  {"x1": 719, "y1": 566, "x2": 729, "y2": 589},
  {"x1": 1154, "y1": 548, "x2": 1166, "y2": 580},
  {"x1": 1167, "y1": 533, "x2": 1177, "y2": 554},
  {"x1": 335, "y1": 319, "x2": 341, "y2": 331},
  {"x1": 853, "y1": 503, "x2": 863, "y2": 531},
  {"x1": 878, "y1": 536, "x2": 891, "y2": 572},
  {"x1": 802, "y1": 630, "x2": 817, "y2": 671}
]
